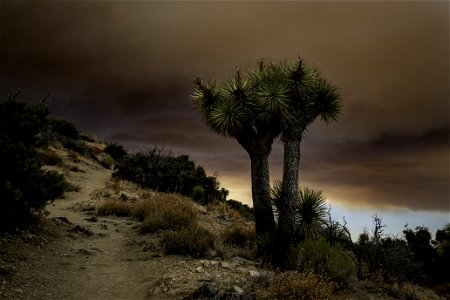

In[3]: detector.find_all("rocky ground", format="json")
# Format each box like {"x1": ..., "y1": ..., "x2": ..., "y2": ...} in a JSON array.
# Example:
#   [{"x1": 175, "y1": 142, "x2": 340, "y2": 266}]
[{"x1": 0, "y1": 145, "x2": 265, "y2": 300}]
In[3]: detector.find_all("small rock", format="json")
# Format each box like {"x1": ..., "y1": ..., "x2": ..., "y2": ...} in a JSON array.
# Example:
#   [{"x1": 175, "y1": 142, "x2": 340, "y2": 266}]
[
  {"x1": 73, "y1": 225, "x2": 93, "y2": 236},
  {"x1": 196, "y1": 266, "x2": 204, "y2": 273},
  {"x1": 210, "y1": 260, "x2": 219, "y2": 266},
  {"x1": 14, "y1": 288, "x2": 23, "y2": 294},
  {"x1": 221, "y1": 262, "x2": 230, "y2": 269},
  {"x1": 231, "y1": 256, "x2": 246, "y2": 265},
  {"x1": 205, "y1": 282, "x2": 219, "y2": 297},
  {"x1": 249, "y1": 270, "x2": 259, "y2": 278},
  {"x1": 76, "y1": 248, "x2": 94, "y2": 256},
  {"x1": 233, "y1": 285, "x2": 244, "y2": 295},
  {"x1": 85, "y1": 216, "x2": 98, "y2": 222}
]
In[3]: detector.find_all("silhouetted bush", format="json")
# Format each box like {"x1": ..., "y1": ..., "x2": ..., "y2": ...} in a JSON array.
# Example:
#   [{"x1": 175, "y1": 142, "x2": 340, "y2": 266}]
[
  {"x1": 0, "y1": 95, "x2": 66, "y2": 231},
  {"x1": 226, "y1": 199, "x2": 254, "y2": 220},
  {"x1": 104, "y1": 142, "x2": 127, "y2": 161},
  {"x1": 48, "y1": 118, "x2": 79, "y2": 139},
  {"x1": 114, "y1": 147, "x2": 223, "y2": 203},
  {"x1": 62, "y1": 137, "x2": 88, "y2": 155},
  {"x1": 190, "y1": 185, "x2": 205, "y2": 203},
  {"x1": 355, "y1": 235, "x2": 417, "y2": 282}
]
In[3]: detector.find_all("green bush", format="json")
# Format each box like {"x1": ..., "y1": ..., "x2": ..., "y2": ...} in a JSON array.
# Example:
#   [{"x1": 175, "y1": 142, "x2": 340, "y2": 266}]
[
  {"x1": 0, "y1": 95, "x2": 66, "y2": 231},
  {"x1": 190, "y1": 185, "x2": 205, "y2": 203},
  {"x1": 291, "y1": 239, "x2": 356, "y2": 287},
  {"x1": 161, "y1": 225, "x2": 216, "y2": 258}
]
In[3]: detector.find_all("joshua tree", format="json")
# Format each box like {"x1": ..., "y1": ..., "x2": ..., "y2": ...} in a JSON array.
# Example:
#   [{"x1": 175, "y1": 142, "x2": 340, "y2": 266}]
[
  {"x1": 192, "y1": 58, "x2": 341, "y2": 266},
  {"x1": 279, "y1": 63, "x2": 340, "y2": 267},
  {"x1": 191, "y1": 68, "x2": 282, "y2": 236},
  {"x1": 257, "y1": 59, "x2": 341, "y2": 267}
]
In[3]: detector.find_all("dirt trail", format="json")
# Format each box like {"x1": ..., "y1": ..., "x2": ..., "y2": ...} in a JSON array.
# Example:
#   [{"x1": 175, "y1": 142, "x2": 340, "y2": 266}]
[{"x1": 1, "y1": 162, "x2": 176, "y2": 300}]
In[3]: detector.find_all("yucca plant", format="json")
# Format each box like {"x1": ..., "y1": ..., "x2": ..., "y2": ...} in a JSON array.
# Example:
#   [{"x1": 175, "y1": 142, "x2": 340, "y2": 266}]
[{"x1": 271, "y1": 183, "x2": 328, "y2": 242}]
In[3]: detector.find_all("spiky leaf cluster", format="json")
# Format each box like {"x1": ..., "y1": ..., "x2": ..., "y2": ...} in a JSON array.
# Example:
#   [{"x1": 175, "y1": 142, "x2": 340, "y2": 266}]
[{"x1": 192, "y1": 58, "x2": 342, "y2": 142}]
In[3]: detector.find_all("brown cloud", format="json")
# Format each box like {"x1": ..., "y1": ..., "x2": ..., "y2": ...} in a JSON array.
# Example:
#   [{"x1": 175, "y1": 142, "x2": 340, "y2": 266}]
[{"x1": 1, "y1": 1, "x2": 448, "y2": 212}]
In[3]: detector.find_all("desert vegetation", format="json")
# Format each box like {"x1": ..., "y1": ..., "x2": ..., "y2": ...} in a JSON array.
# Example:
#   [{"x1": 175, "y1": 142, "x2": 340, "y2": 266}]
[{"x1": 1, "y1": 82, "x2": 448, "y2": 299}]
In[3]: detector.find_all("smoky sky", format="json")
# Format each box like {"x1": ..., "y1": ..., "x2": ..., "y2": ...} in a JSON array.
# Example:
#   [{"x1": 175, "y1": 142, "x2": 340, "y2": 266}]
[{"x1": 1, "y1": 1, "x2": 448, "y2": 212}]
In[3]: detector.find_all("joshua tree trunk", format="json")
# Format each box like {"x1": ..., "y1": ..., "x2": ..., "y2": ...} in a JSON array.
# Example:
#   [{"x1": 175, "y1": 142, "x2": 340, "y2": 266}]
[
  {"x1": 250, "y1": 150, "x2": 275, "y2": 236},
  {"x1": 273, "y1": 137, "x2": 301, "y2": 268}
]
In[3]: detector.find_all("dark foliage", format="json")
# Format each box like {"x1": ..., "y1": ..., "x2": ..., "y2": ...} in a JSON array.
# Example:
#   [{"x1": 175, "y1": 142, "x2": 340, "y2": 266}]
[
  {"x1": 0, "y1": 95, "x2": 66, "y2": 231},
  {"x1": 47, "y1": 118, "x2": 79, "y2": 139},
  {"x1": 354, "y1": 217, "x2": 450, "y2": 291},
  {"x1": 104, "y1": 142, "x2": 128, "y2": 161},
  {"x1": 226, "y1": 199, "x2": 254, "y2": 220},
  {"x1": 113, "y1": 147, "x2": 223, "y2": 203}
]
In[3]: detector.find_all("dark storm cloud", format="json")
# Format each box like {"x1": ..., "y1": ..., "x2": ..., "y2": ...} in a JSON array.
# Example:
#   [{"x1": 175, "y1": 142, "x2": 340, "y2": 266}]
[
  {"x1": 299, "y1": 126, "x2": 449, "y2": 211},
  {"x1": 1, "y1": 1, "x2": 448, "y2": 211}
]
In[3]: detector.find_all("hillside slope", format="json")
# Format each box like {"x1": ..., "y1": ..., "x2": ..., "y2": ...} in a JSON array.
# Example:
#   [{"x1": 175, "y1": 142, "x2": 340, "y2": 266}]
[{"x1": 0, "y1": 142, "x2": 262, "y2": 300}]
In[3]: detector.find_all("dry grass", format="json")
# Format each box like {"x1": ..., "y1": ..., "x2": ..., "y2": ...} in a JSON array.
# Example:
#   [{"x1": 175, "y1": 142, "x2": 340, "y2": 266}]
[
  {"x1": 385, "y1": 282, "x2": 444, "y2": 300},
  {"x1": 37, "y1": 149, "x2": 64, "y2": 166},
  {"x1": 206, "y1": 202, "x2": 242, "y2": 220},
  {"x1": 256, "y1": 271, "x2": 337, "y2": 300},
  {"x1": 217, "y1": 221, "x2": 256, "y2": 259},
  {"x1": 97, "y1": 199, "x2": 132, "y2": 217},
  {"x1": 161, "y1": 224, "x2": 216, "y2": 258}
]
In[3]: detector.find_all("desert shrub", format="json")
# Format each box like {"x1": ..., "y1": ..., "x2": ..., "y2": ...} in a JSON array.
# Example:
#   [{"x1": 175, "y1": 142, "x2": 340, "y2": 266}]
[
  {"x1": 37, "y1": 149, "x2": 64, "y2": 166},
  {"x1": 226, "y1": 199, "x2": 254, "y2": 220},
  {"x1": 132, "y1": 193, "x2": 196, "y2": 222},
  {"x1": 48, "y1": 118, "x2": 79, "y2": 139},
  {"x1": 114, "y1": 147, "x2": 223, "y2": 203},
  {"x1": 64, "y1": 181, "x2": 81, "y2": 192},
  {"x1": 97, "y1": 199, "x2": 132, "y2": 217},
  {"x1": 104, "y1": 142, "x2": 127, "y2": 161},
  {"x1": 206, "y1": 202, "x2": 241, "y2": 220},
  {"x1": 141, "y1": 202, "x2": 196, "y2": 233},
  {"x1": 385, "y1": 282, "x2": 443, "y2": 300},
  {"x1": 87, "y1": 145, "x2": 104, "y2": 156},
  {"x1": 222, "y1": 222, "x2": 255, "y2": 249},
  {"x1": 355, "y1": 217, "x2": 421, "y2": 283},
  {"x1": 78, "y1": 132, "x2": 98, "y2": 143},
  {"x1": 100, "y1": 156, "x2": 115, "y2": 169},
  {"x1": 62, "y1": 138, "x2": 88, "y2": 155},
  {"x1": 161, "y1": 225, "x2": 216, "y2": 258},
  {"x1": 290, "y1": 239, "x2": 356, "y2": 287},
  {"x1": 0, "y1": 95, "x2": 67, "y2": 231},
  {"x1": 256, "y1": 271, "x2": 336, "y2": 300},
  {"x1": 190, "y1": 185, "x2": 205, "y2": 203},
  {"x1": 256, "y1": 232, "x2": 276, "y2": 265}
]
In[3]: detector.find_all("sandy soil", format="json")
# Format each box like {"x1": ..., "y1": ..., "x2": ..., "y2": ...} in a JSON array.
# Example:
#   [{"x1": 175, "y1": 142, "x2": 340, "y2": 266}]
[{"x1": 0, "y1": 160, "x2": 182, "y2": 300}]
